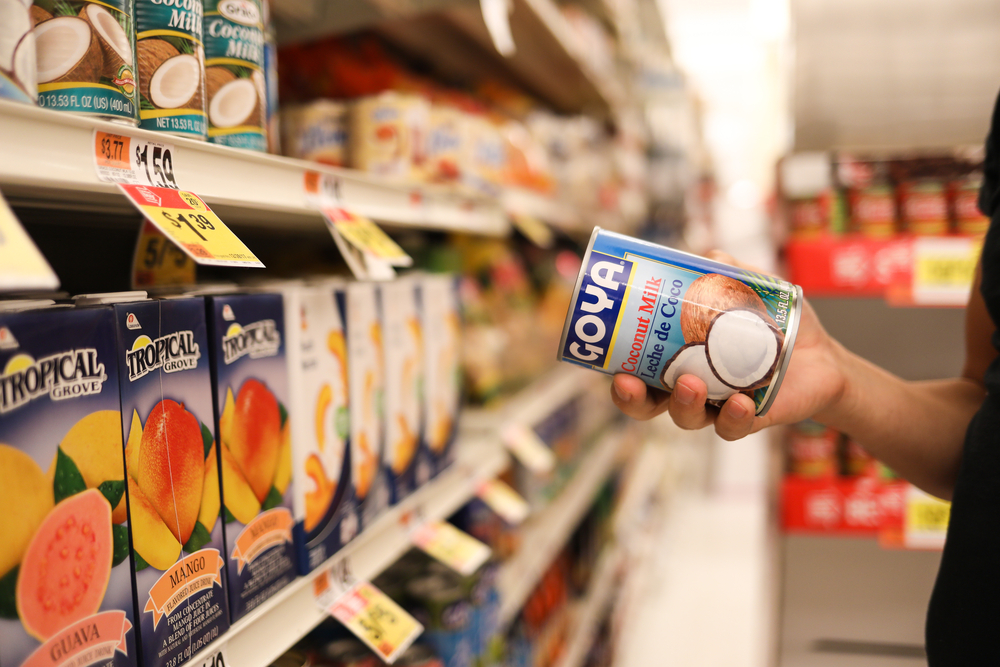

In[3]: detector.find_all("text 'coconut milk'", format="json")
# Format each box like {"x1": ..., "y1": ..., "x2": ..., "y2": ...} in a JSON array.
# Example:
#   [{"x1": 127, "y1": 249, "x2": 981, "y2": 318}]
[{"x1": 559, "y1": 228, "x2": 802, "y2": 416}]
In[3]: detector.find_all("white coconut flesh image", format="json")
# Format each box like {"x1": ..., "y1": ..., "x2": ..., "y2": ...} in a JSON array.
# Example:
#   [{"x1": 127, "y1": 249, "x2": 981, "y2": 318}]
[
  {"x1": 150, "y1": 54, "x2": 199, "y2": 108},
  {"x1": 12, "y1": 32, "x2": 37, "y2": 97},
  {"x1": 210, "y1": 77, "x2": 257, "y2": 128},
  {"x1": 34, "y1": 17, "x2": 99, "y2": 83},
  {"x1": 0, "y1": 0, "x2": 31, "y2": 72},
  {"x1": 705, "y1": 309, "x2": 782, "y2": 390},
  {"x1": 660, "y1": 343, "x2": 739, "y2": 402},
  {"x1": 80, "y1": 3, "x2": 132, "y2": 74}
]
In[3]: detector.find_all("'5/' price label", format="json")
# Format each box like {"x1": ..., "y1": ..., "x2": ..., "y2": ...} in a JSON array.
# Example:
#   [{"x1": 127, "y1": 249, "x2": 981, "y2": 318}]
[{"x1": 94, "y1": 130, "x2": 179, "y2": 189}]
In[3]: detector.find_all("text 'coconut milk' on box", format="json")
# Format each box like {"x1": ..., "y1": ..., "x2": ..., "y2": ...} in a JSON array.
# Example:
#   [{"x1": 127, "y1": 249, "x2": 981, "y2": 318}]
[
  {"x1": 204, "y1": 292, "x2": 296, "y2": 622},
  {"x1": 559, "y1": 229, "x2": 802, "y2": 416},
  {"x1": 270, "y1": 282, "x2": 356, "y2": 574},
  {"x1": 419, "y1": 274, "x2": 461, "y2": 477},
  {"x1": 107, "y1": 295, "x2": 230, "y2": 667},
  {"x1": 0, "y1": 303, "x2": 137, "y2": 667},
  {"x1": 335, "y1": 282, "x2": 389, "y2": 530}
]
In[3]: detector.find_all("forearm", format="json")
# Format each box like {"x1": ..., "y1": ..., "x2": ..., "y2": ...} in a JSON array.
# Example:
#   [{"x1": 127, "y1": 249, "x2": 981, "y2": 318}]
[{"x1": 817, "y1": 342, "x2": 986, "y2": 500}]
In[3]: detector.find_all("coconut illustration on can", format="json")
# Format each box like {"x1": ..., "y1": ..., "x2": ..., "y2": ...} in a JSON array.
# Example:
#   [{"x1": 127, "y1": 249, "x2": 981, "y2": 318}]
[
  {"x1": 559, "y1": 229, "x2": 802, "y2": 416},
  {"x1": 1, "y1": 0, "x2": 38, "y2": 104}
]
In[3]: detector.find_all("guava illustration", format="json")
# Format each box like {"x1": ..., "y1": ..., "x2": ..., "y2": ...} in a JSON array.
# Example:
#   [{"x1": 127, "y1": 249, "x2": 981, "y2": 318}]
[
  {"x1": 137, "y1": 399, "x2": 205, "y2": 545},
  {"x1": 58, "y1": 411, "x2": 128, "y2": 523},
  {"x1": 0, "y1": 445, "x2": 53, "y2": 579},
  {"x1": 228, "y1": 379, "x2": 281, "y2": 504},
  {"x1": 304, "y1": 454, "x2": 335, "y2": 532},
  {"x1": 16, "y1": 489, "x2": 112, "y2": 641}
]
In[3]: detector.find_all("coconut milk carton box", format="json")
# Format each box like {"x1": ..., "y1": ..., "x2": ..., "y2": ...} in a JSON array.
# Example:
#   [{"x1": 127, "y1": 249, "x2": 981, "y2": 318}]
[
  {"x1": 204, "y1": 293, "x2": 296, "y2": 622},
  {"x1": 0, "y1": 305, "x2": 138, "y2": 667},
  {"x1": 379, "y1": 277, "x2": 423, "y2": 504},
  {"x1": 419, "y1": 275, "x2": 461, "y2": 477},
  {"x1": 111, "y1": 297, "x2": 230, "y2": 667},
  {"x1": 273, "y1": 283, "x2": 356, "y2": 574},
  {"x1": 335, "y1": 282, "x2": 389, "y2": 530}
]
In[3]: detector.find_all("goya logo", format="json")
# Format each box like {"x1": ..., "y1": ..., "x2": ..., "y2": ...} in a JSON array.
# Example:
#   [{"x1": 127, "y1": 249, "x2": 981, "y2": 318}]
[
  {"x1": 218, "y1": 0, "x2": 260, "y2": 26},
  {"x1": 0, "y1": 350, "x2": 107, "y2": 413},
  {"x1": 563, "y1": 251, "x2": 632, "y2": 367},
  {"x1": 126, "y1": 331, "x2": 200, "y2": 381},
  {"x1": 222, "y1": 320, "x2": 280, "y2": 364}
]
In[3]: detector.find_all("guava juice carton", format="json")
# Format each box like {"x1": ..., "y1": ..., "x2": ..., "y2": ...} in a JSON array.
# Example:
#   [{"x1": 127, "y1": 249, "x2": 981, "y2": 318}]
[
  {"x1": 335, "y1": 282, "x2": 389, "y2": 530},
  {"x1": 379, "y1": 277, "x2": 424, "y2": 504},
  {"x1": 419, "y1": 274, "x2": 462, "y2": 477},
  {"x1": 0, "y1": 304, "x2": 138, "y2": 667},
  {"x1": 203, "y1": 293, "x2": 297, "y2": 622},
  {"x1": 270, "y1": 282, "x2": 355, "y2": 574},
  {"x1": 109, "y1": 296, "x2": 230, "y2": 667}
]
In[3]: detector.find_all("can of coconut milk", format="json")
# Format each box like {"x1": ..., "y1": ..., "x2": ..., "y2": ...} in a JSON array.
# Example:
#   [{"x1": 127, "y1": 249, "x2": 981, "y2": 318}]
[
  {"x1": 203, "y1": 0, "x2": 265, "y2": 151},
  {"x1": 559, "y1": 228, "x2": 803, "y2": 416},
  {"x1": 1, "y1": 0, "x2": 37, "y2": 104},
  {"x1": 134, "y1": 0, "x2": 207, "y2": 138},
  {"x1": 32, "y1": 0, "x2": 138, "y2": 123}
]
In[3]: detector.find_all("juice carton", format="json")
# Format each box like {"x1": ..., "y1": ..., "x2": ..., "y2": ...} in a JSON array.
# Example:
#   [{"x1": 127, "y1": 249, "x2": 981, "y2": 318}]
[
  {"x1": 204, "y1": 293, "x2": 297, "y2": 622},
  {"x1": 0, "y1": 305, "x2": 138, "y2": 667},
  {"x1": 111, "y1": 297, "x2": 230, "y2": 667},
  {"x1": 272, "y1": 283, "x2": 356, "y2": 574},
  {"x1": 379, "y1": 277, "x2": 424, "y2": 504},
  {"x1": 419, "y1": 275, "x2": 462, "y2": 477},
  {"x1": 335, "y1": 282, "x2": 389, "y2": 529}
]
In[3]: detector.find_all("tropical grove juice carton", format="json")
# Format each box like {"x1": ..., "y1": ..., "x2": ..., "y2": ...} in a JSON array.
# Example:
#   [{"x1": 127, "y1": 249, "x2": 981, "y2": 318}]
[
  {"x1": 204, "y1": 293, "x2": 296, "y2": 622},
  {"x1": 379, "y1": 277, "x2": 423, "y2": 504},
  {"x1": 419, "y1": 275, "x2": 461, "y2": 477},
  {"x1": 336, "y1": 282, "x2": 389, "y2": 529},
  {"x1": 111, "y1": 296, "x2": 230, "y2": 667},
  {"x1": 0, "y1": 305, "x2": 138, "y2": 667}
]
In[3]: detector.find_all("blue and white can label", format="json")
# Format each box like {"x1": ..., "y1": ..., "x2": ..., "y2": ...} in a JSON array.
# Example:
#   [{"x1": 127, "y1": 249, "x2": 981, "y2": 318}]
[{"x1": 559, "y1": 228, "x2": 803, "y2": 416}]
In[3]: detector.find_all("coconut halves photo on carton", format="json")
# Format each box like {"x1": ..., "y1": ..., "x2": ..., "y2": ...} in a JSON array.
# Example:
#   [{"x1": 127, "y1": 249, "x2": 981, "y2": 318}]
[
  {"x1": 0, "y1": 304, "x2": 138, "y2": 667},
  {"x1": 559, "y1": 229, "x2": 803, "y2": 416}
]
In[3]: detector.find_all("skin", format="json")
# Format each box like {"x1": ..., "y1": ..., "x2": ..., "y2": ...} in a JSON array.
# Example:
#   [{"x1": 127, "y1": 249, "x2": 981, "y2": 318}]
[{"x1": 611, "y1": 250, "x2": 994, "y2": 501}]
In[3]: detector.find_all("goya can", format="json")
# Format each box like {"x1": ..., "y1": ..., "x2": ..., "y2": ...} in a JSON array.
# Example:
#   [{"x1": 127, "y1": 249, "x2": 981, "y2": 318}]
[
  {"x1": 1, "y1": 0, "x2": 37, "y2": 104},
  {"x1": 559, "y1": 228, "x2": 802, "y2": 416},
  {"x1": 32, "y1": 0, "x2": 138, "y2": 123}
]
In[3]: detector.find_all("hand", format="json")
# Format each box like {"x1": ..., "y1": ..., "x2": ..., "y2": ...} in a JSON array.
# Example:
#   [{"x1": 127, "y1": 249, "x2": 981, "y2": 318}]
[{"x1": 610, "y1": 251, "x2": 848, "y2": 440}]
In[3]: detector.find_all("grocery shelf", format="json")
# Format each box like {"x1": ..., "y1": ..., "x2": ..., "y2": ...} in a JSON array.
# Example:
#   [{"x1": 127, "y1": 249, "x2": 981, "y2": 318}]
[
  {"x1": 185, "y1": 436, "x2": 509, "y2": 667},
  {"x1": 503, "y1": 187, "x2": 585, "y2": 232},
  {"x1": 553, "y1": 546, "x2": 625, "y2": 667},
  {"x1": 497, "y1": 428, "x2": 625, "y2": 626},
  {"x1": 0, "y1": 100, "x2": 509, "y2": 236}
]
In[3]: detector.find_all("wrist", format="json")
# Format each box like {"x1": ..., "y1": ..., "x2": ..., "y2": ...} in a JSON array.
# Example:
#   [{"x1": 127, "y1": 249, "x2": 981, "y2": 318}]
[{"x1": 812, "y1": 337, "x2": 857, "y2": 430}]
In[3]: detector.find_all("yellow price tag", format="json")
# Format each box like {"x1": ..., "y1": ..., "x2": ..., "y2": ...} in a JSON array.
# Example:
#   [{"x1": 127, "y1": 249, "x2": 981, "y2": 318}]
[
  {"x1": 411, "y1": 521, "x2": 492, "y2": 576},
  {"x1": 476, "y1": 478, "x2": 530, "y2": 525},
  {"x1": 502, "y1": 423, "x2": 556, "y2": 474},
  {"x1": 119, "y1": 185, "x2": 263, "y2": 268},
  {"x1": 915, "y1": 255, "x2": 977, "y2": 288},
  {"x1": 323, "y1": 207, "x2": 411, "y2": 264},
  {"x1": 321, "y1": 580, "x2": 423, "y2": 663},
  {"x1": 131, "y1": 220, "x2": 196, "y2": 289},
  {"x1": 510, "y1": 214, "x2": 555, "y2": 249},
  {"x1": 904, "y1": 485, "x2": 950, "y2": 550},
  {"x1": 0, "y1": 191, "x2": 59, "y2": 291},
  {"x1": 910, "y1": 237, "x2": 981, "y2": 306}
]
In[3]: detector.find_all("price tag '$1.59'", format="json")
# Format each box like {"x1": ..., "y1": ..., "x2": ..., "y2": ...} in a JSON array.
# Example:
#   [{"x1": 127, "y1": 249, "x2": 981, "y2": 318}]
[{"x1": 94, "y1": 130, "x2": 179, "y2": 189}]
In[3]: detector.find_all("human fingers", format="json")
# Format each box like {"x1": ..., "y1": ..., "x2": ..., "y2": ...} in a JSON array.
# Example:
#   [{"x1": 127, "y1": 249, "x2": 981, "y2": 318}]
[
  {"x1": 611, "y1": 373, "x2": 671, "y2": 421},
  {"x1": 713, "y1": 393, "x2": 758, "y2": 441},
  {"x1": 666, "y1": 375, "x2": 716, "y2": 431}
]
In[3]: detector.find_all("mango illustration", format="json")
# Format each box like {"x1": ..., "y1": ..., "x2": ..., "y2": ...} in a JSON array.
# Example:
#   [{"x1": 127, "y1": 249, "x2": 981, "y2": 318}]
[
  {"x1": 125, "y1": 409, "x2": 143, "y2": 479},
  {"x1": 59, "y1": 410, "x2": 128, "y2": 523},
  {"x1": 198, "y1": 444, "x2": 221, "y2": 530},
  {"x1": 218, "y1": 387, "x2": 235, "y2": 447},
  {"x1": 430, "y1": 399, "x2": 452, "y2": 453},
  {"x1": 304, "y1": 454, "x2": 336, "y2": 532},
  {"x1": 127, "y1": 476, "x2": 181, "y2": 570},
  {"x1": 392, "y1": 414, "x2": 418, "y2": 474},
  {"x1": 220, "y1": 445, "x2": 260, "y2": 524},
  {"x1": 229, "y1": 379, "x2": 282, "y2": 504},
  {"x1": 356, "y1": 432, "x2": 375, "y2": 498},
  {"x1": 0, "y1": 445, "x2": 53, "y2": 579},
  {"x1": 315, "y1": 383, "x2": 332, "y2": 453},
  {"x1": 328, "y1": 330, "x2": 349, "y2": 399},
  {"x1": 137, "y1": 400, "x2": 205, "y2": 545},
  {"x1": 274, "y1": 419, "x2": 292, "y2": 496}
]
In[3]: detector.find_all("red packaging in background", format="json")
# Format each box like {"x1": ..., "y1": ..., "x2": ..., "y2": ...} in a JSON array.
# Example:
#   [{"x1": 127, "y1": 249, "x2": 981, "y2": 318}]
[{"x1": 787, "y1": 421, "x2": 840, "y2": 479}]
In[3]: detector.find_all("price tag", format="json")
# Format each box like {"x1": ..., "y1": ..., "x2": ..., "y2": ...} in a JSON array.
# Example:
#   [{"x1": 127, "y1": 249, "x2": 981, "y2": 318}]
[
  {"x1": 131, "y1": 220, "x2": 196, "y2": 289},
  {"x1": 481, "y1": 0, "x2": 515, "y2": 56},
  {"x1": 316, "y1": 573, "x2": 423, "y2": 664},
  {"x1": 911, "y1": 237, "x2": 981, "y2": 306},
  {"x1": 502, "y1": 424, "x2": 556, "y2": 474},
  {"x1": 94, "y1": 131, "x2": 180, "y2": 188},
  {"x1": 411, "y1": 521, "x2": 492, "y2": 576},
  {"x1": 0, "y1": 191, "x2": 59, "y2": 291},
  {"x1": 510, "y1": 214, "x2": 554, "y2": 248},
  {"x1": 476, "y1": 478, "x2": 530, "y2": 525},
  {"x1": 904, "y1": 485, "x2": 950, "y2": 550},
  {"x1": 118, "y1": 185, "x2": 263, "y2": 268},
  {"x1": 190, "y1": 644, "x2": 229, "y2": 667}
]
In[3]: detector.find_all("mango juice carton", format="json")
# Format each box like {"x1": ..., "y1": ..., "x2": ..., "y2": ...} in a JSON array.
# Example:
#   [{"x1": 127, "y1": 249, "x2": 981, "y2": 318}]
[
  {"x1": 0, "y1": 305, "x2": 138, "y2": 667},
  {"x1": 110, "y1": 296, "x2": 230, "y2": 667},
  {"x1": 335, "y1": 282, "x2": 389, "y2": 529},
  {"x1": 204, "y1": 293, "x2": 297, "y2": 622},
  {"x1": 272, "y1": 282, "x2": 356, "y2": 574},
  {"x1": 419, "y1": 275, "x2": 462, "y2": 477},
  {"x1": 379, "y1": 277, "x2": 423, "y2": 504}
]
